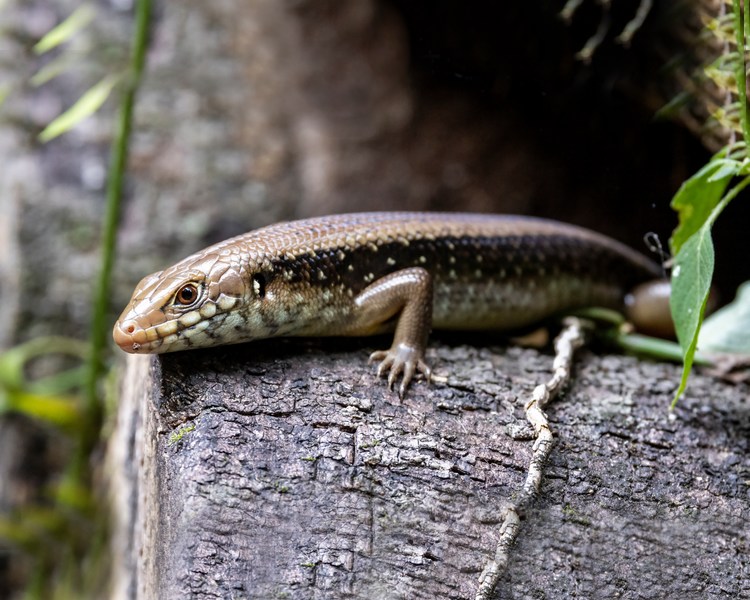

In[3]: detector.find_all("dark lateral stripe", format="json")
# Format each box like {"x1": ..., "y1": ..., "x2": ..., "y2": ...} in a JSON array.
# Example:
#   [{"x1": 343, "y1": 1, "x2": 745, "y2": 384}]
[{"x1": 266, "y1": 234, "x2": 657, "y2": 295}]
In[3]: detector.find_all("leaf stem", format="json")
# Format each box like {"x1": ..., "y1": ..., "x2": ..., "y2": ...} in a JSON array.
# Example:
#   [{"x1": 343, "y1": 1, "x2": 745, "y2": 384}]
[
  {"x1": 732, "y1": 0, "x2": 750, "y2": 149},
  {"x1": 82, "y1": 0, "x2": 151, "y2": 447},
  {"x1": 710, "y1": 172, "x2": 750, "y2": 226}
]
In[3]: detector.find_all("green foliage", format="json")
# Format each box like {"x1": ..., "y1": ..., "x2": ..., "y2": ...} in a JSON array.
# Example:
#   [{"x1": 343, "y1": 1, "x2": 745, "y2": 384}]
[
  {"x1": 699, "y1": 281, "x2": 750, "y2": 354},
  {"x1": 85, "y1": 0, "x2": 152, "y2": 414},
  {"x1": 39, "y1": 75, "x2": 119, "y2": 142},
  {"x1": 670, "y1": 223, "x2": 716, "y2": 403},
  {"x1": 33, "y1": 4, "x2": 123, "y2": 142},
  {"x1": 0, "y1": 337, "x2": 87, "y2": 429},
  {"x1": 0, "y1": 337, "x2": 105, "y2": 598},
  {"x1": 668, "y1": 0, "x2": 750, "y2": 404},
  {"x1": 669, "y1": 153, "x2": 743, "y2": 255},
  {"x1": 0, "y1": 0, "x2": 153, "y2": 597},
  {"x1": 33, "y1": 5, "x2": 95, "y2": 54},
  {"x1": 668, "y1": 152, "x2": 750, "y2": 404},
  {"x1": 669, "y1": 157, "x2": 750, "y2": 405}
]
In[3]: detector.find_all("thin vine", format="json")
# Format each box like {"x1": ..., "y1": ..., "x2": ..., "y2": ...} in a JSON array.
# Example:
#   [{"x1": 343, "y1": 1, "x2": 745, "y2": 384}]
[
  {"x1": 82, "y1": 0, "x2": 152, "y2": 449},
  {"x1": 0, "y1": 1, "x2": 153, "y2": 597}
]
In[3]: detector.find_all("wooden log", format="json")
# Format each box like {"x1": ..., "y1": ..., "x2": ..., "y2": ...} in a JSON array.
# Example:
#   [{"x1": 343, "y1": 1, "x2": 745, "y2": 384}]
[{"x1": 108, "y1": 336, "x2": 750, "y2": 599}]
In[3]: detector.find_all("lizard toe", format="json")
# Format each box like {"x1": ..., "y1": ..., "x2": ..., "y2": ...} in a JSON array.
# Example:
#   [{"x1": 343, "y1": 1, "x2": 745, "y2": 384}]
[{"x1": 371, "y1": 343, "x2": 430, "y2": 397}]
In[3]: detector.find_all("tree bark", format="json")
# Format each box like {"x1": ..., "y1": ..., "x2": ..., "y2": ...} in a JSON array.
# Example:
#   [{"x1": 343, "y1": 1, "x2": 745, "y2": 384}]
[{"x1": 108, "y1": 337, "x2": 750, "y2": 600}]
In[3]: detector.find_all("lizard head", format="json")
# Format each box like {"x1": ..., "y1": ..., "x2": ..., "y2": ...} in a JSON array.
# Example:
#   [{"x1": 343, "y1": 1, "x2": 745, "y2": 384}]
[{"x1": 113, "y1": 247, "x2": 249, "y2": 354}]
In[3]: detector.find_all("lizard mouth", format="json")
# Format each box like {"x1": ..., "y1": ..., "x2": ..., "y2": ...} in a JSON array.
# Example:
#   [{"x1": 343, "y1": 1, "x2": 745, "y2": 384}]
[{"x1": 112, "y1": 319, "x2": 167, "y2": 353}]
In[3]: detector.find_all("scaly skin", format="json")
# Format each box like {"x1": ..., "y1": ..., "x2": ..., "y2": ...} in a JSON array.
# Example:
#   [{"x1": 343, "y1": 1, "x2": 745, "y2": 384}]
[{"x1": 113, "y1": 212, "x2": 664, "y2": 396}]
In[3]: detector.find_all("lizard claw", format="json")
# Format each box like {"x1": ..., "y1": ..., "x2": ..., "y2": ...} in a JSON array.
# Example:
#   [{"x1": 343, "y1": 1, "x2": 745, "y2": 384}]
[{"x1": 369, "y1": 344, "x2": 431, "y2": 397}]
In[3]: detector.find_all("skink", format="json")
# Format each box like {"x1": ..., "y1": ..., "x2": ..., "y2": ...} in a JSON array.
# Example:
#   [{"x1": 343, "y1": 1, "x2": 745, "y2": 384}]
[{"x1": 113, "y1": 212, "x2": 667, "y2": 396}]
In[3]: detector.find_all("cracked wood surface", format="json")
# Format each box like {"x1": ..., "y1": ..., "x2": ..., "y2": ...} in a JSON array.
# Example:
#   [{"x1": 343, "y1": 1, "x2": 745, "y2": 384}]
[{"x1": 109, "y1": 336, "x2": 750, "y2": 599}]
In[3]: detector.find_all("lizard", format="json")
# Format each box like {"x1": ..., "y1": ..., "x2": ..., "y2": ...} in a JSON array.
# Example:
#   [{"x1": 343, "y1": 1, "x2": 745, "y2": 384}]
[{"x1": 113, "y1": 212, "x2": 669, "y2": 396}]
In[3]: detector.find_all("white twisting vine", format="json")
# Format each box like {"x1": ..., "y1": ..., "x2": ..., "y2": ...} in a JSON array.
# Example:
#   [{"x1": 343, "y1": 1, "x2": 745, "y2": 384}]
[{"x1": 474, "y1": 317, "x2": 587, "y2": 600}]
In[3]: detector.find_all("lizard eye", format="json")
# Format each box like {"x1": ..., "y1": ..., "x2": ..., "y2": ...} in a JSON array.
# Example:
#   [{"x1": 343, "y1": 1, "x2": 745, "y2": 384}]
[{"x1": 174, "y1": 283, "x2": 200, "y2": 306}]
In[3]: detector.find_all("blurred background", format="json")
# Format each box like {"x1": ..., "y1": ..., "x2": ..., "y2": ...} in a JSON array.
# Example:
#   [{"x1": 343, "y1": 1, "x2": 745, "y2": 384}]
[{"x1": 0, "y1": 0, "x2": 747, "y2": 597}]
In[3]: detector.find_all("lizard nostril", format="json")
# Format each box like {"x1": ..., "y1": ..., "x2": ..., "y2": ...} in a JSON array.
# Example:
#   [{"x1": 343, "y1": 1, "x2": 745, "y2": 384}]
[{"x1": 114, "y1": 319, "x2": 144, "y2": 352}]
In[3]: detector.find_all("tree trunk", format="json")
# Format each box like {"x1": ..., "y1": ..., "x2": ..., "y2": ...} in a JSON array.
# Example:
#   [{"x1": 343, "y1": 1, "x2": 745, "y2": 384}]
[{"x1": 107, "y1": 336, "x2": 750, "y2": 600}]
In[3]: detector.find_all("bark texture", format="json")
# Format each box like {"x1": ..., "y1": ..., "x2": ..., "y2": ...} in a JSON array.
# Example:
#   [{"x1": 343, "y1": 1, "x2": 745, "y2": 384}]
[{"x1": 110, "y1": 338, "x2": 750, "y2": 600}]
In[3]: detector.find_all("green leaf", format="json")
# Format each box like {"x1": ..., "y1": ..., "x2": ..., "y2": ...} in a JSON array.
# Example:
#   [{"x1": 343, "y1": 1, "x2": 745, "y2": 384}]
[
  {"x1": 670, "y1": 227, "x2": 714, "y2": 405},
  {"x1": 30, "y1": 51, "x2": 78, "y2": 87},
  {"x1": 39, "y1": 75, "x2": 119, "y2": 142},
  {"x1": 707, "y1": 158, "x2": 745, "y2": 181},
  {"x1": 2, "y1": 390, "x2": 81, "y2": 428},
  {"x1": 0, "y1": 337, "x2": 87, "y2": 384},
  {"x1": 669, "y1": 174, "x2": 750, "y2": 405},
  {"x1": 698, "y1": 280, "x2": 750, "y2": 354},
  {"x1": 33, "y1": 5, "x2": 96, "y2": 55},
  {"x1": 27, "y1": 365, "x2": 87, "y2": 396},
  {"x1": 669, "y1": 155, "x2": 740, "y2": 255}
]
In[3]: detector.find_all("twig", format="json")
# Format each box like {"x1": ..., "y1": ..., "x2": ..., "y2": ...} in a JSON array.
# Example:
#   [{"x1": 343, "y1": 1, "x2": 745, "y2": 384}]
[
  {"x1": 576, "y1": 12, "x2": 611, "y2": 64},
  {"x1": 560, "y1": 0, "x2": 585, "y2": 24},
  {"x1": 474, "y1": 318, "x2": 587, "y2": 600},
  {"x1": 616, "y1": 0, "x2": 653, "y2": 46}
]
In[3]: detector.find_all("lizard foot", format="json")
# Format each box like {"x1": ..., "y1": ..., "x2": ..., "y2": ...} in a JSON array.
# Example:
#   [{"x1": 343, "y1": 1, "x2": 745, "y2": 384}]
[{"x1": 369, "y1": 343, "x2": 431, "y2": 398}]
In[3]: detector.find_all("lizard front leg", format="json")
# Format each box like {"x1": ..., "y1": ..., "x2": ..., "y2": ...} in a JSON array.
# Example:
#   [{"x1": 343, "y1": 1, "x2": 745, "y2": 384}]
[{"x1": 348, "y1": 267, "x2": 433, "y2": 397}]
